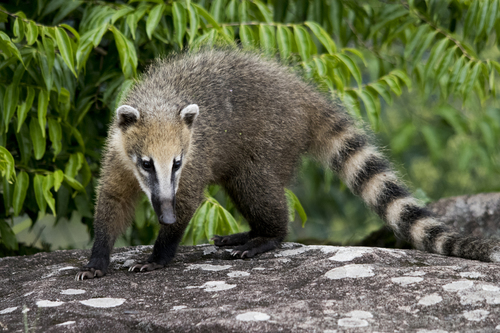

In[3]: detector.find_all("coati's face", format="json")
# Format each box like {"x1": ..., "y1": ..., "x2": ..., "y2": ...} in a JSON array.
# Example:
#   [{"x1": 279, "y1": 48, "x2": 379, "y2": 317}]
[{"x1": 114, "y1": 104, "x2": 199, "y2": 225}]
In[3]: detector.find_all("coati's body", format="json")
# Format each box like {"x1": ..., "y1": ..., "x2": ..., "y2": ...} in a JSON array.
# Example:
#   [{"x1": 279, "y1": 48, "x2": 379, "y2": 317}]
[{"x1": 77, "y1": 49, "x2": 500, "y2": 279}]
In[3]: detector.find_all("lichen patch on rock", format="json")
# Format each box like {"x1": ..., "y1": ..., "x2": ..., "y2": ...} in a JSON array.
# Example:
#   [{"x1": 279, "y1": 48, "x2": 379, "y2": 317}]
[
  {"x1": 324, "y1": 264, "x2": 375, "y2": 279},
  {"x1": 79, "y1": 298, "x2": 125, "y2": 308},
  {"x1": 60, "y1": 289, "x2": 86, "y2": 295},
  {"x1": 236, "y1": 312, "x2": 270, "y2": 321},
  {"x1": 36, "y1": 300, "x2": 64, "y2": 307}
]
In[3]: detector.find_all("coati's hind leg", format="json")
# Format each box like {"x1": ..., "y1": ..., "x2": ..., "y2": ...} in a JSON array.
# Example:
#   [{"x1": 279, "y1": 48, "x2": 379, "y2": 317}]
[{"x1": 213, "y1": 171, "x2": 289, "y2": 258}]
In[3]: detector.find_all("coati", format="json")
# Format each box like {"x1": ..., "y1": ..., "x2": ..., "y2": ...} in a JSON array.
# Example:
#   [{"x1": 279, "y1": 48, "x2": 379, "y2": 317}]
[{"x1": 76, "y1": 49, "x2": 500, "y2": 280}]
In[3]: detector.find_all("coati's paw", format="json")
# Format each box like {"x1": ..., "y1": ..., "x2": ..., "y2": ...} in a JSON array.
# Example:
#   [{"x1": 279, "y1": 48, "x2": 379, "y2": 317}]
[
  {"x1": 212, "y1": 232, "x2": 250, "y2": 247},
  {"x1": 75, "y1": 268, "x2": 105, "y2": 281},
  {"x1": 128, "y1": 262, "x2": 164, "y2": 272},
  {"x1": 228, "y1": 237, "x2": 281, "y2": 259}
]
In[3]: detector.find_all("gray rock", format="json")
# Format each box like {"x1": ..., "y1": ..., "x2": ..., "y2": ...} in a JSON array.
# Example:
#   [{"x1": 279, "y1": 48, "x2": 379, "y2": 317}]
[
  {"x1": 1, "y1": 243, "x2": 500, "y2": 332},
  {"x1": 428, "y1": 192, "x2": 500, "y2": 239}
]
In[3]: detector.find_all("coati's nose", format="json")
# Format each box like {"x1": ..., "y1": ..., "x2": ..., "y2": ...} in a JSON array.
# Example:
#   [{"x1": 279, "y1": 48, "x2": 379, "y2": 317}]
[{"x1": 159, "y1": 210, "x2": 176, "y2": 225}]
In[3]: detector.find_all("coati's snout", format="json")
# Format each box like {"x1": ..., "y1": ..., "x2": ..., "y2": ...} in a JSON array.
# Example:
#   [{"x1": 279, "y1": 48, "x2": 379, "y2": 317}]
[
  {"x1": 152, "y1": 196, "x2": 176, "y2": 225},
  {"x1": 114, "y1": 103, "x2": 200, "y2": 226}
]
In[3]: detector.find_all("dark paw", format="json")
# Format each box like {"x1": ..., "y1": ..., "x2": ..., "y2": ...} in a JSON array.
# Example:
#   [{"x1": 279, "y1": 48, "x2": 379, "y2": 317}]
[
  {"x1": 212, "y1": 235, "x2": 228, "y2": 246},
  {"x1": 230, "y1": 249, "x2": 254, "y2": 259},
  {"x1": 75, "y1": 268, "x2": 105, "y2": 281},
  {"x1": 128, "y1": 262, "x2": 164, "y2": 272}
]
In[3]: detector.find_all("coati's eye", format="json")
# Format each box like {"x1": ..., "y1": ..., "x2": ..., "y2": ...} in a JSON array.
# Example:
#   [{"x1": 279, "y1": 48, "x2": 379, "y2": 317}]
[
  {"x1": 172, "y1": 159, "x2": 182, "y2": 172},
  {"x1": 141, "y1": 160, "x2": 153, "y2": 171}
]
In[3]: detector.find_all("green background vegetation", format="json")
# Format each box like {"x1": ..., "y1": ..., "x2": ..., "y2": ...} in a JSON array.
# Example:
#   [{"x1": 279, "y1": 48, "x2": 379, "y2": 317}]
[{"x1": 1, "y1": 0, "x2": 499, "y2": 255}]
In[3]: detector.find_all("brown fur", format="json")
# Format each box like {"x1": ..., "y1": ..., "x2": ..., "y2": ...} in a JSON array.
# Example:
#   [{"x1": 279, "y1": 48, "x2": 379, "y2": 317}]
[{"x1": 76, "y1": 49, "x2": 500, "y2": 280}]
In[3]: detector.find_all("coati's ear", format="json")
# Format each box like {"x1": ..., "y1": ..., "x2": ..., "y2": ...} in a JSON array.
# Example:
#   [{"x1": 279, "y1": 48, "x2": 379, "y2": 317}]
[
  {"x1": 180, "y1": 104, "x2": 199, "y2": 128},
  {"x1": 116, "y1": 105, "x2": 140, "y2": 130}
]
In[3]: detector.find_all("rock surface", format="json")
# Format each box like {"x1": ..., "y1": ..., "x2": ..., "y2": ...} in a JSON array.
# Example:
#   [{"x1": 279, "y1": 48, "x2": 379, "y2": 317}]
[{"x1": 1, "y1": 243, "x2": 500, "y2": 332}]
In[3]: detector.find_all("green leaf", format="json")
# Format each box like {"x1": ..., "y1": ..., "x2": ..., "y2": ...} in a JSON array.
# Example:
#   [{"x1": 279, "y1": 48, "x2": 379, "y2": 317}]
[
  {"x1": 0, "y1": 32, "x2": 23, "y2": 64},
  {"x1": 335, "y1": 53, "x2": 362, "y2": 88},
  {"x1": 305, "y1": 21, "x2": 337, "y2": 54},
  {"x1": 205, "y1": 203, "x2": 218, "y2": 241},
  {"x1": 356, "y1": 89, "x2": 379, "y2": 131},
  {"x1": 37, "y1": 89, "x2": 50, "y2": 137},
  {"x1": 92, "y1": 24, "x2": 108, "y2": 48},
  {"x1": 63, "y1": 174, "x2": 85, "y2": 192},
  {"x1": 226, "y1": 0, "x2": 238, "y2": 22},
  {"x1": 239, "y1": 25, "x2": 255, "y2": 49},
  {"x1": 218, "y1": 205, "x2": 239, "y2": 234},
  {"x1": 147, "y1": 4, "x2": 165, "y2": 40},
  {"x1": 0, "y1": 219, "x2": 18, "y2": 250},
  {"x1": 0, "y1": 146, "x2": 16, "y2": 182},
  {"x1": 26, "y1": 20, "x2": 39, "y2": 45},
  {"x1": 253, "y1": 0, "x2": 273, "y2": 23},
  {"x1": 404, "y1": 25, "x2": 428, "y2": 60},
  {"x1": 59, "y1": 24, "x2": 80, "y2": 42},
  {"x1": 293, "y1": 25, "x2": 311, "y2": 61},
  {"x1": 342, "y1": 48, "x2": 366, "y2": 66},
  {"x1": 476, "y1": 1, "x2": 489, "y2": 37},
  {"x1": 187, "y1": 3, "x2": 199, "y2": 45},
  {"x1": 193, "y1": 3, "x2": 220, "y2": 30},
  {"x1": 34, "y1": 174, "x2": 47, "y2": 216},
  {"x1": 485, "y1": 0, "x2": 499, "y2": 36},
  {"x1": 111, "y1": 6, "x2": 134, "y2": 24},
  {"x1": 43, "y1": 174, "x2": 56, "y2": 215},
  {"x1": 3, "y1": 84, "x2": 19, "y2": 131},
  {"x1": 210, "y1": 0, "x2": 225, "y2": 22},
  {"x1": 435, "y1": 46, "x2": 457, "y2": 80},
  {"x1": 14, "y1": 123, "x2": 31, "y2": 165},
  {"x1": 383, "y1": 76, "x2": 402, "y2": 96},
  {"x1": 13, "y1": 17, "x2": 25, "y2": 43},
  {"x1": 462, "y1": 61, "x2": 481, "y2": 96},
  {"x1": 424, "y1": 38, "x2": 449, "y2": 78},
  {"x1": 259, "y1": 24, "x2": 275, "y2": 54},
  {"x1": 464, "y1": 0, "x2": 480, "y2": 38},
  {"x1": 65, "y1": 153, "x2": 83, "y2": 179},
  {"x1": 29, "y1": 117, "x2": 46, "y2": 160},
  {"x1": 37, "y1": 52, "x2": 53, "y2": 91},
  {"x1": 173, "y1": 2, "x2": 187, "y2": 48},
  {"x1": 284, "y1": 189, "x2": 307, "y2": 226},
  {"x1": 48, "y1": 118, "x2": 62, "y2": 157},
  {"x1": 390, "y1": 69, "x2": 412, "y2": 91},
  {"x1": 42, "y1": 34, "x2": 55, "y2": 70},
  {"x1": 368, "y1": 82, "x2": 393, "y2": 105},
  {"x1": 17, "y1": 87, "x2": 35, "y2": 132},
  {"x1": 191, "y1": 201, "x2": 209, "y2": 244},
  {"x1": 276, "y1": 25, "x2": 292, "y2": 60},
  {"x1": 55, "y1": 27, "x2": 76, "y2": 77},
  {"x1": 313, "y1": 57, "x2": 327, "y2": 77},
  {"x1": 13, "y1": 171, "x2": 29, "y2": 216},
  {"x1": 110, "y1": 26, "x2": 135, "y2": 79},
  {"x1": 53, "y1": 169, "x2": 64, "y2": 192}
]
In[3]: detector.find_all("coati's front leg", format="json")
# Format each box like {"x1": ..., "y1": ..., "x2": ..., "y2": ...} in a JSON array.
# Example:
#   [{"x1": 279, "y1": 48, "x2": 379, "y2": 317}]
[
  {"x1": 76, "y1": 157, "x2": 140, "y2": 280},
  {"x1": 213, "y1": 172, "x2": 288, "y2": 258}
]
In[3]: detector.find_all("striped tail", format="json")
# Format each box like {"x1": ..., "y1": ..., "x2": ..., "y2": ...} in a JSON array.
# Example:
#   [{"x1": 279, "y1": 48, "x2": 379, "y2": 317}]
[{"x1": 324, "y1": 124, "x2": 500, "y2": 263}]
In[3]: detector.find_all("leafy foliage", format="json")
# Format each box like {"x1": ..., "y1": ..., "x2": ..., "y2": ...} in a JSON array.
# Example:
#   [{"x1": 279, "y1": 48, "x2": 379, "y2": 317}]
[{"x1": 1, "y1": 0, "x2": 499, "y2": 251}]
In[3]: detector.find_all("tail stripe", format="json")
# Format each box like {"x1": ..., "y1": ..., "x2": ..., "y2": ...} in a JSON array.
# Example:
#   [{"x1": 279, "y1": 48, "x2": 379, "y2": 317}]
[
  {"x1": 398, "y1": 205, "x2": 432, "y2": 240},
  {"x1": 330, "y1": 134, "x2": 367, "y2": 172},
  {"x1": 422, "y1": 225, "x2": 449, "y2": 252},
  {"x1": 374, "y1": 181, "x2": 410, "y2": 218},
  {"x1": 350, "y1": 155, "x2": 391, "y2": 195}
]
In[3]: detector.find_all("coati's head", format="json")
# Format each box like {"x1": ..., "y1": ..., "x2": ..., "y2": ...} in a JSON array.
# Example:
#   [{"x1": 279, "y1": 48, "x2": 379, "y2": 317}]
[{"x1": 113, "y1": 103, "x2": 199, "y2": 225}]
